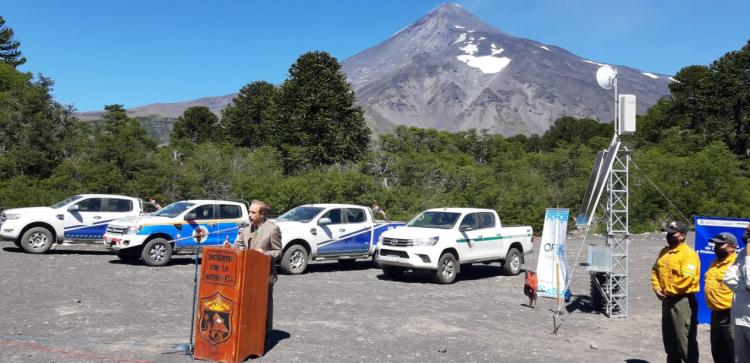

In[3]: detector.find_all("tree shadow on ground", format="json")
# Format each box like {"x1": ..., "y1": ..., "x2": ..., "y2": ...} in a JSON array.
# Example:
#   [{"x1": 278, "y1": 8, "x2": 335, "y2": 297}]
[
  {"x1": 2, "y1": 246, "x2": 113, "y2": 256},
  {"x1": 107, "y1": 255, "x2": 200, "y2": 266},
  {"x1": 301, "y1": 260, "x2": 375, "y2": 274},
  {"x1": 375, "y1": 264, "x2": 523, "y2": 284}
]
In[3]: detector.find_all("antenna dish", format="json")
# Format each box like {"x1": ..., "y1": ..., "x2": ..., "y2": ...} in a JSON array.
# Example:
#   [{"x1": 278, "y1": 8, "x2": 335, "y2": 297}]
[{"x1": 596, "y1": 66, "x2": 617, "y2": 89}]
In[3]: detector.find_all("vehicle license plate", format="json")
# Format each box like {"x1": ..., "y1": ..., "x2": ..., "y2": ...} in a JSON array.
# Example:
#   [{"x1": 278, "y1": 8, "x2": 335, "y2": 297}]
[{"x1": 380, "y1": 254, "x2": 401, "y2": 262}]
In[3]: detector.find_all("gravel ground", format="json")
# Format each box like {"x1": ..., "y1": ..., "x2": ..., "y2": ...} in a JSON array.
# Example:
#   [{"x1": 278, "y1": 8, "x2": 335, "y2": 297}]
[{"x1": 0, "y1": 233, "x2": 713, "y2": 362}]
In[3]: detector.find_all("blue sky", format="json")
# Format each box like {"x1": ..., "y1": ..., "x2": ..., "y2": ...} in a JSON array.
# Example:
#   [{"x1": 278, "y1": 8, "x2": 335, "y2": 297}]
[{"x1": 4, "y1": 0, "x2": 749, "y2": 112}]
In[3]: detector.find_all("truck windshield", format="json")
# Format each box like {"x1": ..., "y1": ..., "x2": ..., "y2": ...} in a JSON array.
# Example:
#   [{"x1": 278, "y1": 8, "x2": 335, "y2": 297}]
[
  {"x1": 50, "y1": 195, "x2": 83, "y2": 209},
  {"x1": 407, "y1": 211, "x2": 461, "y2": 229},
  {"x1": 277, "y1": 207, "x2": 324, "y2": 222},
  {"x1": 152, "y1": 202, "x2": 195, "y2": 218}
]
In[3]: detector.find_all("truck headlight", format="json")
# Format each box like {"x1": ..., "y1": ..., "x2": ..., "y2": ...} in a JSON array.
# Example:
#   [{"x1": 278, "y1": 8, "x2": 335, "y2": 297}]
[
  {"x1": 3, "y1": 213, "x2": 21, "y2": 220},
  {"x1": 411, "y1": 236, "x2": 439, "y2": 246},
  {"x1": 125, "y1": 225, "x2": 143, "y2": 235}
]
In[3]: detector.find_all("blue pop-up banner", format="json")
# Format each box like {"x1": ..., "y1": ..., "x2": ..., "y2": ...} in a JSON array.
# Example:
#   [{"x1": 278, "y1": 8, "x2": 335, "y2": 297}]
[{"x1": 693, "y1": 216, "x2": 748, "y2": 324}]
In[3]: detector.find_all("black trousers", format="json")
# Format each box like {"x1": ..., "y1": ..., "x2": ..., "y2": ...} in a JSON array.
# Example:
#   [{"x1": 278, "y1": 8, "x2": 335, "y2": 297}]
[{"x1": 710, "y1": 309, "x2": 734, "y2": 363}]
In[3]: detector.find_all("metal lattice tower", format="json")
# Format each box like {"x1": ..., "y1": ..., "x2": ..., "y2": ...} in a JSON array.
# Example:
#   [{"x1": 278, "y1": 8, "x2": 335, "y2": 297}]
[{"x1": 604, "y1": 146, "x2": 629, "y2": 317}]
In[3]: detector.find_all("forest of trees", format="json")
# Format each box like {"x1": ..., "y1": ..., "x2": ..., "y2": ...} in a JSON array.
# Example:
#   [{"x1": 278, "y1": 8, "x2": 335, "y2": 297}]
[{"x1": 1, "y1": 15, "x2": 750, "y2": 233}]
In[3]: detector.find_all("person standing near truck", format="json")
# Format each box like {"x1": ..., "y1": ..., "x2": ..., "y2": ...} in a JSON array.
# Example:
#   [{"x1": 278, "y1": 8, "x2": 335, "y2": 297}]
[
  {"x1": 235, "y1": 200, "x2": 282, "y2": 341},
  {"x1": 372, "y1": 202, "x2": 388, "y2": 221}
]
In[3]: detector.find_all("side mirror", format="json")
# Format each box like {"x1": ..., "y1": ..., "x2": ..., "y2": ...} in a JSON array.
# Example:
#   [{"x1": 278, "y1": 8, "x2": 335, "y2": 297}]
[
  {"x1": 318, "y1": 217, "x2": 332, "y2": 225},
  {"x1": 185, "y1": 212, "x2": 197, "y2": 221},
  {"x1": 68, "y1": 205, "x2": 80, "y2": 212}
]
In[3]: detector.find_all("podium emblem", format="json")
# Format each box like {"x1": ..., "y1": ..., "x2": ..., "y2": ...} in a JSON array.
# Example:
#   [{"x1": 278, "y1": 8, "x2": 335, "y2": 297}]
[{"x1": 198, "y1": 292, "x2": 234, "y2": 345}]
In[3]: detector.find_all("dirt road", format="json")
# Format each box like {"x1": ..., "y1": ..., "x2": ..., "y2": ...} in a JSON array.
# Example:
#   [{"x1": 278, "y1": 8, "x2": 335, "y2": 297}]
[{"x1": 0, "y1": 233, "x2": 712, "y2": 362}]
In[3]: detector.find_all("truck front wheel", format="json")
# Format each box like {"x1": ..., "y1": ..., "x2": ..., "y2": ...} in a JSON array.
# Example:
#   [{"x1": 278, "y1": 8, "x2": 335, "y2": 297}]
[
  {"x1": 281, "y1": 244, "x2": 308, "y2": 275},
  {"x1": 141, "y1": 238, "x2": 172, "y2": 267},
  {"x1": 433, "y1": 252, "x2": 458, "y2": 284},
  {"x1": 20, "y1": 227, "x2": 54, "y2": 254},
  {"x1": 502, "y1": 247, "x2": 522, "y2": 276}
]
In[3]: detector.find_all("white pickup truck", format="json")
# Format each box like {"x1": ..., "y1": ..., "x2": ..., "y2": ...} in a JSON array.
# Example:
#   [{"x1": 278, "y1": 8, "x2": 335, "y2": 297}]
[
  {"x1": 274, "y1": 204, "x2": 405, "y2": 274},
  {"x1": 0, "y1": 194, "x2": 144, "y2": 253},
  {"x1": 377, "y1": 208, "x2": 533, "y2": 284}
]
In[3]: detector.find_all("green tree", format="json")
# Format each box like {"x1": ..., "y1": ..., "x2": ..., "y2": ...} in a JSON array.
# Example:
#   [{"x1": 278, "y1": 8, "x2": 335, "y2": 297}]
[
  {"x1": 170, "y1": 106, "x2": 220, "y2": 144},
  {"x1": 540, "y1": 116, "x2": 612, "y2": 151},
  {"x1": 0, "y1": 64, "x2": 76, "y2": 178},
  {"x1": 0, "y1": 17, "x2": 26, "y2": 67},
  {"x1": 96, "y1": 105, "x2": 157, "y2": 178},
  {"x1": 222, "y1": 81, "x2": 277, "y2": 149},
  {"x1": 665, "y1": 39, "x2": 750, "y2": 156},
  {"x1": 277, "y1": 51, "x2": 370, "y2": 172}
]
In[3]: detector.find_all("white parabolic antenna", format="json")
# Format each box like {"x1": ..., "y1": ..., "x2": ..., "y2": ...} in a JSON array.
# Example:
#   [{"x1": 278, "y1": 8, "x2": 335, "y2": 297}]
[{"x1": 596, "y1": 66, "x2": 617, "y2": 89}]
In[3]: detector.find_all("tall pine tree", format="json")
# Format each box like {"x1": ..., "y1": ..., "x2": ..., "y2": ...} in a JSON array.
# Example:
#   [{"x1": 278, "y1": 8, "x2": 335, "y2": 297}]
[
  {"x1": 222, "y1": 81, "x2": 278, "y2": 149},
  {"x1": 276, "y1": 51, "x2": 371, "y2": 171},
  {"x1": 0, "y1": 17, "x2": 26, "y2": 67},
  {"x1": 171, "y1": 106, "x2": 220, "y2": 144}
]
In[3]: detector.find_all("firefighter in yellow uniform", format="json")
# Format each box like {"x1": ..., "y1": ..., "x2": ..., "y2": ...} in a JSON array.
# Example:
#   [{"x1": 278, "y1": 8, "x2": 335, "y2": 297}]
[
  {"x1": 651, "y1": 221, "x2": 700, "y2": 363},
  {"x1": 705, "y1": 232, "x2": 737, "y2": 363}
]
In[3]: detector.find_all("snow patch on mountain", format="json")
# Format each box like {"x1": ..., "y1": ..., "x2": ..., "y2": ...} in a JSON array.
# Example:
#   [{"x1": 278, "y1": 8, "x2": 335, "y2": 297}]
[
  {"x1": 454, "y1": 33, "x2": 467, "y2": 44},
  {"x1": 582, "y1": 59, "x2": 609, "y2": 67},
  {"x1": 540, "y1": 45, "x2": 550, "y2": 51},
  {"x1": 460, "y1": 43, "x2": 479, "y2": 54},
  {"x1": 642, "y1": 72, "x2": 659, "y2": 79},
  {"x1": 457, "y1": 41, "x2": 510, "y2": 74},
  {"x1": 392, "y1": 26, "x2": 408, "y2": 37}
]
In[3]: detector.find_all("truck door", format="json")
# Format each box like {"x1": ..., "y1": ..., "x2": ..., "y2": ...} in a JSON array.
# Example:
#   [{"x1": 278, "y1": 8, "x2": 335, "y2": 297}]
[
  {"x1": 315, "y1": 208, "x2": 348, "y2": 256},
  {"x1": 337, "y1": 207, "x2": 371, "y2": 255},
  {"x1": 100, "y1": 197, "x2": 135, "y2": 225},
  {"x1": 216, "y1": 204, "x2": 244, "y2": 244},
  {"x1": 64, "y1": 197, "x2": 105, "y2": 240},
  {"x1": 475, "y1": 212, "x2": 500, "y2": 259},
  {"x1": 181, "y1": 204, "x2": 218, "y2": 248},
  {"x1": 457, "y1": 213, "x2": 482, "y2": 262}
]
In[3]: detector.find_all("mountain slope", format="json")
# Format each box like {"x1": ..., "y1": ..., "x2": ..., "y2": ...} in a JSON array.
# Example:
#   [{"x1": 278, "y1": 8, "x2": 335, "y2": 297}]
[
  {"x1": 77, "y1": 4, "x2": 672, "y2": 137},
  {"x1": 341, "y1": 3, "x2": 671, "y2": 135}
]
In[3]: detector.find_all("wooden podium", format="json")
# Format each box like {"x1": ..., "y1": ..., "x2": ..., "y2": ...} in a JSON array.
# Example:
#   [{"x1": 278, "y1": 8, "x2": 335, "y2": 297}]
[{"x1": 194, "y1": 247, "x2": 270, "y2": 362}]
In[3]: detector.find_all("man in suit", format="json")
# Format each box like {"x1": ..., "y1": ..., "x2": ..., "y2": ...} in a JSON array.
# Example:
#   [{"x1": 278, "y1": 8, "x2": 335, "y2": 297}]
[{"x1": 236, "y1": 200, "x2": 282, "y2": 338}]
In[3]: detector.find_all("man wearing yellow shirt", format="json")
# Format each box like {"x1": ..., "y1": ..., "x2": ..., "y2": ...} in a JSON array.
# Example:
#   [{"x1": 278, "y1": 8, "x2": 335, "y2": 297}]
[
  {"x1": 705, "y1": 232, "x2": 737, "y2": 363},
  {"x1": 651, "y1": 221, "x2": 700, "y2": 363}
]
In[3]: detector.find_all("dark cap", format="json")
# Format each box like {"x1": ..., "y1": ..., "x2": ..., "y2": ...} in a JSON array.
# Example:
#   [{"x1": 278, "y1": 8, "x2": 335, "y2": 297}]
[
  {"x1": 709, "y1": 232, "x2": 738, "y2": 246},
  {"x1": 664, "y1": 221, "x2": 688, "y2": 234}
]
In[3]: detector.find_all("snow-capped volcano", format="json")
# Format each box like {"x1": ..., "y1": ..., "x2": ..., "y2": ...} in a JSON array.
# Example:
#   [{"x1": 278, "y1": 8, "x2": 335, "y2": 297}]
[
  {"x1": 79, "y1": 4, "x2": 672, "y2": 137},
  {"x1": 341, "y1": 3, "x2": 672, "y2": 135}
]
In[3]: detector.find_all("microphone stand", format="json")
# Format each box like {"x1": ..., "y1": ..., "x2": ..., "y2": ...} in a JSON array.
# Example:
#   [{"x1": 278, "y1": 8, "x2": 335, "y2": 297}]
[{"x1": 186, "y1": 239, "x2": 202, "y2": 355}]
